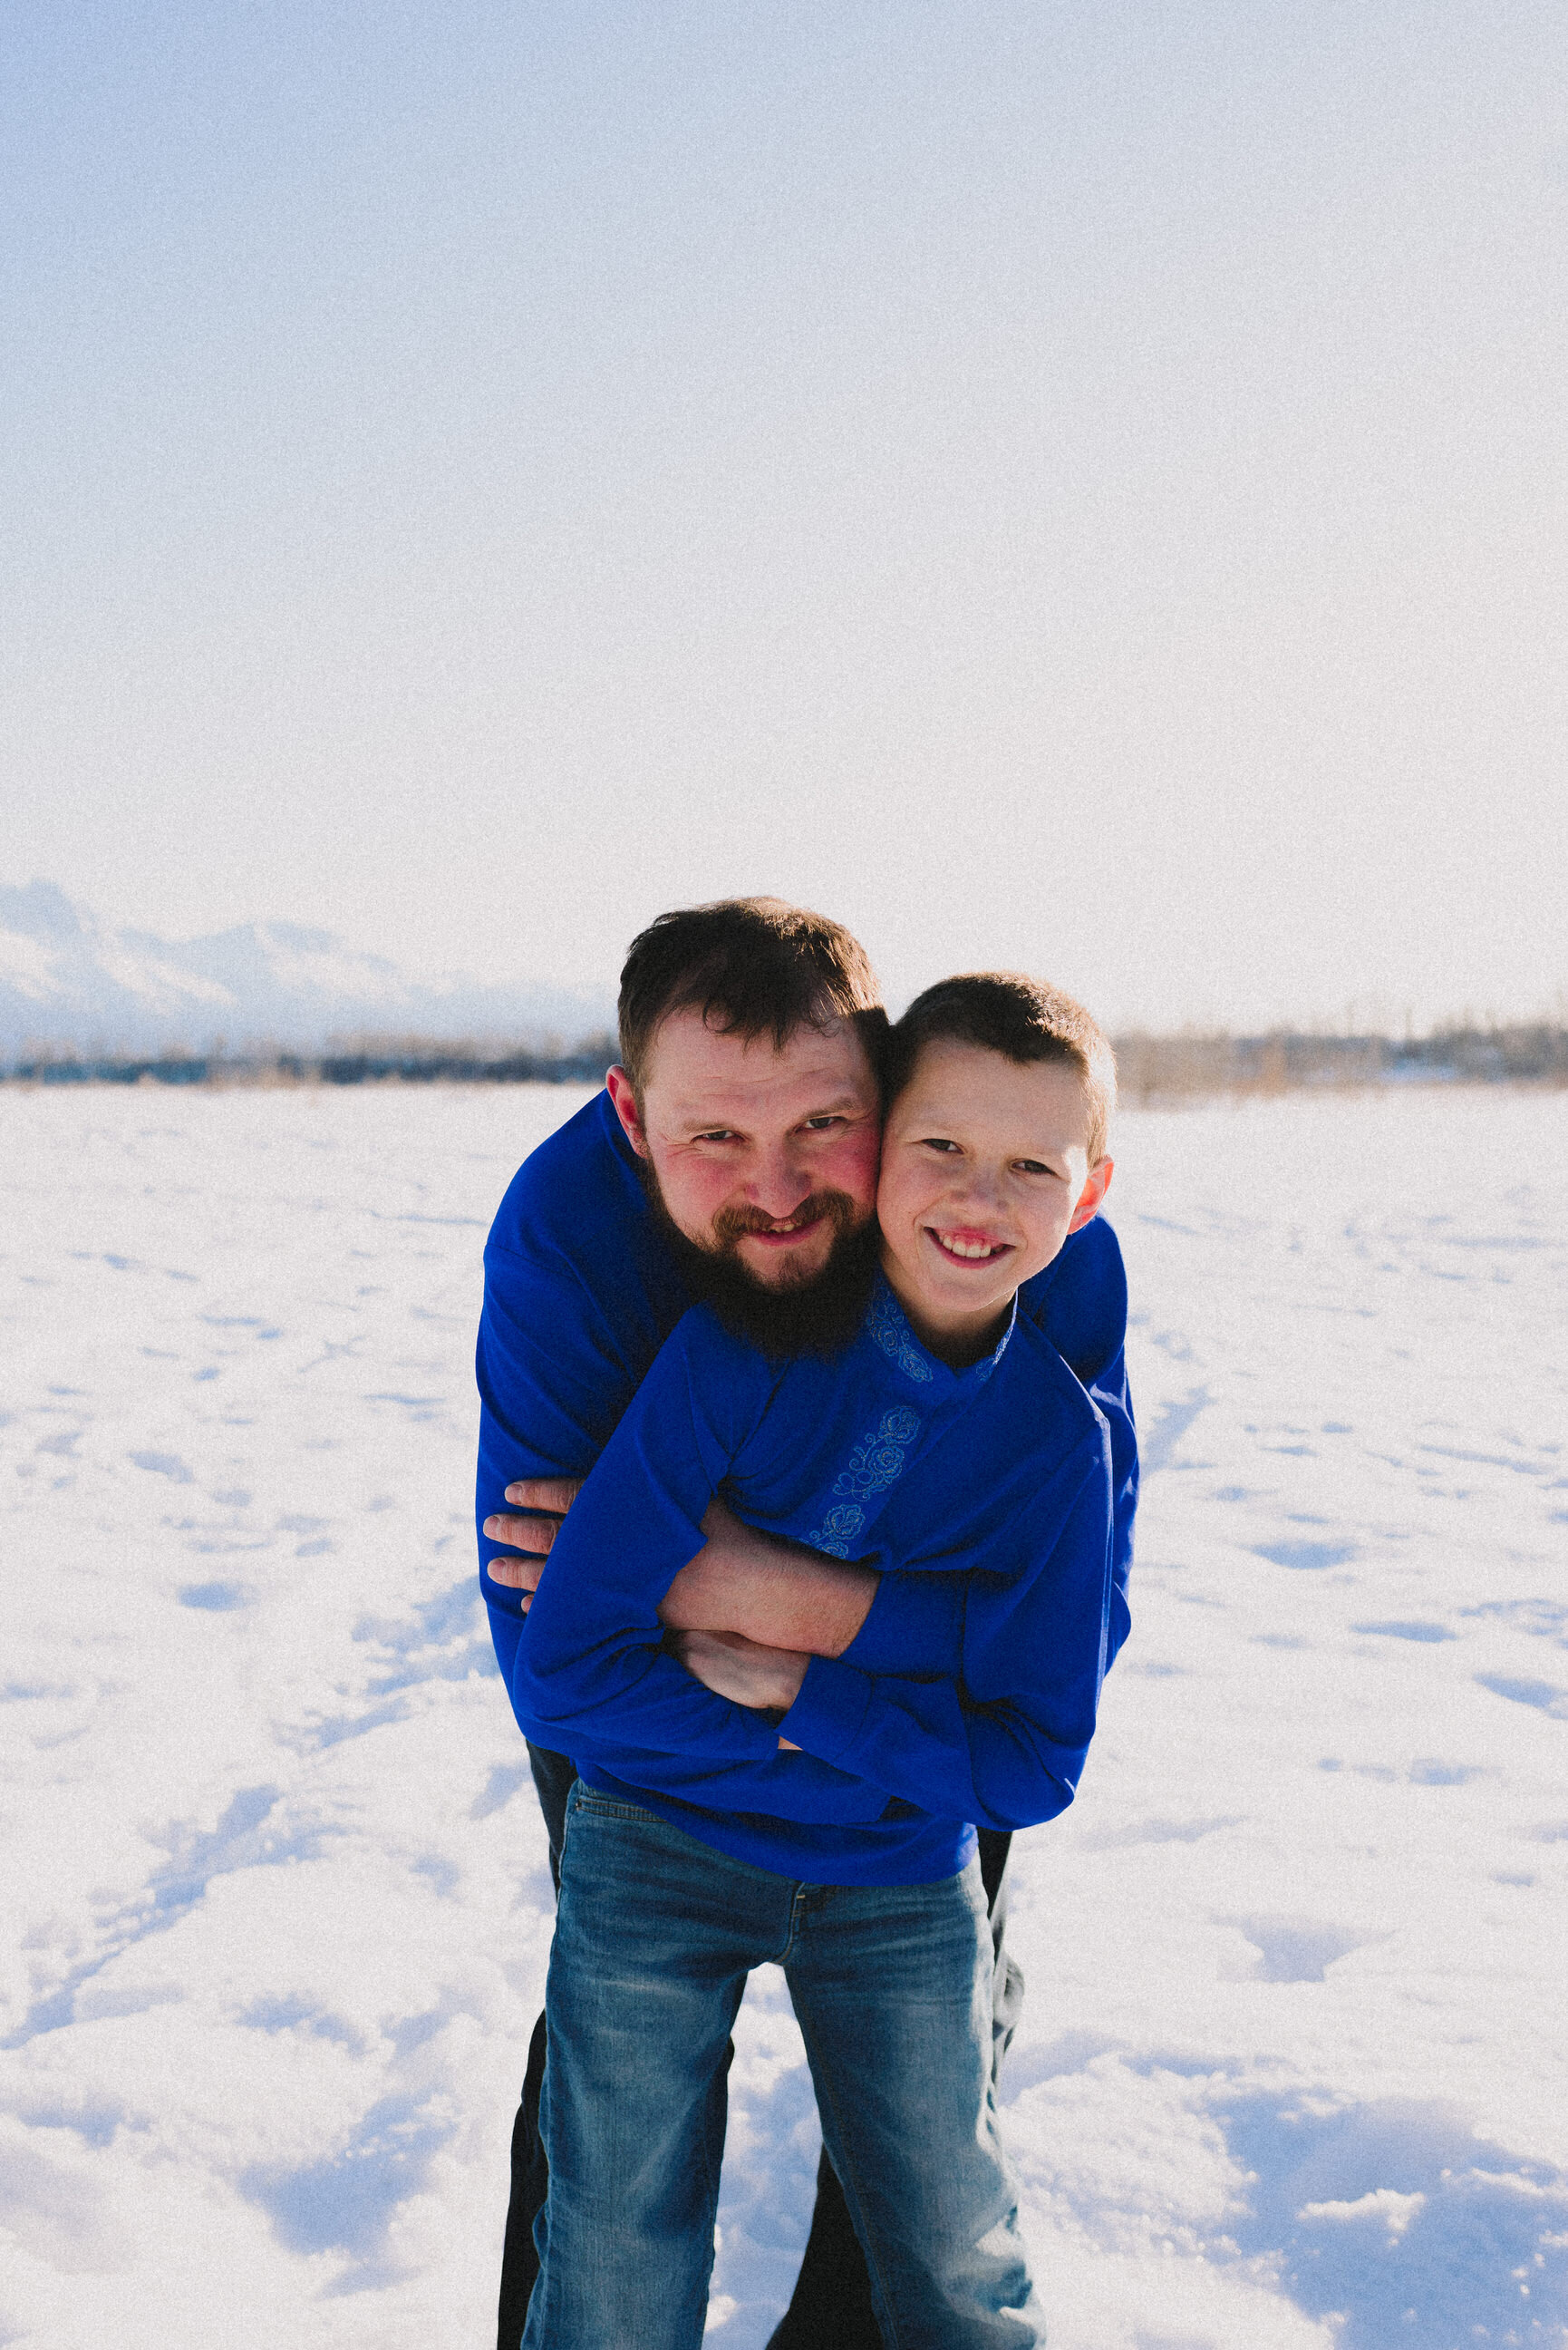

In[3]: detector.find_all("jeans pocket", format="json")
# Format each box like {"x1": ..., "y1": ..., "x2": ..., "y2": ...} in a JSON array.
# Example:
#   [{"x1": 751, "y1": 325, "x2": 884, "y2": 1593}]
[{"x1": 566, "y1": 1783, "x2": 667, "y2": 1830}]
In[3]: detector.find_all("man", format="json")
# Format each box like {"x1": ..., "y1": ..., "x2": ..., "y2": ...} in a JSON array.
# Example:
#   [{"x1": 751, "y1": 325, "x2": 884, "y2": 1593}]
[{"x1": 478, "y1": 900, "x2": 1137, "y2": 2348}]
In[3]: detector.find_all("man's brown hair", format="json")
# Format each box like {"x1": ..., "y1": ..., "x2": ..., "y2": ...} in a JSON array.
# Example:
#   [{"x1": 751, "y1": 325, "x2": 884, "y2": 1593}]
[
  {"x1": 617, "y1": 898, "x2": 886, "y2": 1088},
  {"x1": 884, "y1": 972, "x2": 1117, "y2": 1162}
]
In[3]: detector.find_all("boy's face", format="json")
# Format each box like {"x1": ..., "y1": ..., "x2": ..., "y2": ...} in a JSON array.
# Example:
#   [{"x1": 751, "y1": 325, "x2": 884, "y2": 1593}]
[{"x1": 876, "y1": 1039, "x2": 1112, "y2": 1360}]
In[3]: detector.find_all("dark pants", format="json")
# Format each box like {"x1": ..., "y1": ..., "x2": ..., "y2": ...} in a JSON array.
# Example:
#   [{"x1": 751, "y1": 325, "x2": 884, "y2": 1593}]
[{"x1": 497, "y1": 1743, "x2": 1024, "y2": 2350}]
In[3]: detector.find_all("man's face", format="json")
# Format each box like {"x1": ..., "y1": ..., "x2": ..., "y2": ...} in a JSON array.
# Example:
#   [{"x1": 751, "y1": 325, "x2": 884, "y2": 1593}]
[{"x1": 605, "y1": 1007, "x2": 882, "y2": 1290}]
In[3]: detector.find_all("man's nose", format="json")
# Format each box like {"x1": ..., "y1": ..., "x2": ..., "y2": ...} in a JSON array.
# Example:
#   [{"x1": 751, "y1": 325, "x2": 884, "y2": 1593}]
[{"x1": 743, "y1": 1138, "x2": 814, "y2": 1218}]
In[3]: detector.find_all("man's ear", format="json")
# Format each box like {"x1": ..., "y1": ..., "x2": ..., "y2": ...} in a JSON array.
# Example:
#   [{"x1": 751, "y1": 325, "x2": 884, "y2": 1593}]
[
  {"x1": 1067, "y1": 1156, "x2": 1113, "y2": 1235},
  {"x1": 605, "y1": 1066, "x2": 650, "y2": 1158}
]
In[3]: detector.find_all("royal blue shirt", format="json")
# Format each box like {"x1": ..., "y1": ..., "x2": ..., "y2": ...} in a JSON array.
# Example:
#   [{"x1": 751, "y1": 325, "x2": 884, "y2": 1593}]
[
  {"x1": 509, "y1": 1277, "x2": 1115, "y2": 1883},
  {"x1": 476, "y1": 1089, "x2": 1137, "y2": 1697}
]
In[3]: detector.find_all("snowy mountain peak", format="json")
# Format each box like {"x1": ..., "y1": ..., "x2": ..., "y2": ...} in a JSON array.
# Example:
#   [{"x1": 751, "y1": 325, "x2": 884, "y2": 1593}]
[
  {"x1": 0, "y1": 882, "x2": 615, "y2": 1056},
  {"x1": 0, "y1": 878, "x2": 87, "y2": 945}
]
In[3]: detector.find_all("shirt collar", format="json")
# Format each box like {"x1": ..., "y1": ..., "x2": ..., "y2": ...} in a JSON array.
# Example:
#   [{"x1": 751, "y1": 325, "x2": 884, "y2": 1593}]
[{"x1": 863, "y1": 1274, "x2": 1017, "y2": 1391}]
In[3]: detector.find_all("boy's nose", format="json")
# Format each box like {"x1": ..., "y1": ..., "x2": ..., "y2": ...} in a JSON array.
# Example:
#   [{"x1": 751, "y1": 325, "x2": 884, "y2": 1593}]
[{"x1": 948, "y1": 1169, "x2": 1003, "y2": 1212}]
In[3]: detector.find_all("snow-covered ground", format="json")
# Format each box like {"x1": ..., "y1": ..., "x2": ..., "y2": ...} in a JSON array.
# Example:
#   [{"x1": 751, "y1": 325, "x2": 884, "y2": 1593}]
[{"x1": 4, "y1": 1083, "x2": 1565, "y2": 2350}]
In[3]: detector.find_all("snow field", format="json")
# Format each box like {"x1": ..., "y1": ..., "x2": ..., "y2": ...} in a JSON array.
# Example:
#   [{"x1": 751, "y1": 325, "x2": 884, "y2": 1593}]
[{"x1": 2, "y1": 1084, "x2": 1564, "y2": 2348}]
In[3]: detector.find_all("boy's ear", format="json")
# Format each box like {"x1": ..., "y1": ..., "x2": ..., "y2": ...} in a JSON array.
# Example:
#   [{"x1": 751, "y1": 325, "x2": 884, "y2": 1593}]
[
  {"x1": 1067, "y1": 1157, "x2": 1113, "y2": 1235},
  {"x1": 605, "y1": 1066, "x2": 650, "y2": 1159}
]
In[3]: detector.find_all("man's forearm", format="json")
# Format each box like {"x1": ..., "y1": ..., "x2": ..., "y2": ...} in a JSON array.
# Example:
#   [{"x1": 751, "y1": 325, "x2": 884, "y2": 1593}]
[{"x1": 658, "y1": 1500, "x2": 878, "y2": 1660}]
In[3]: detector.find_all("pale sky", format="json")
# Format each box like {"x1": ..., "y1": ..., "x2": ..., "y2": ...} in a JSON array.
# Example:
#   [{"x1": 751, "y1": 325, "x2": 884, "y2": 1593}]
[{"x1": 5, "y1": 1, "x2": 1564, "y2": 1032}]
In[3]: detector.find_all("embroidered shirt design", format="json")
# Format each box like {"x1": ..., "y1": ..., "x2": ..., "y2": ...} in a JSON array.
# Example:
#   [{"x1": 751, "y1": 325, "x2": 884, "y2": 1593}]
[
  {"x1": 866, "y1": 1285, "x2": 934, "y2": 1384},
  {"x1": 804, "y1": 1501, "x2": 866, "y2": 1559},
  {"x1": 836, "y1": 1403, "x2": 922, "y2": 1496},
  {"x1": 804, "y1": 1404, "x2": 923, "y2": 1556}
]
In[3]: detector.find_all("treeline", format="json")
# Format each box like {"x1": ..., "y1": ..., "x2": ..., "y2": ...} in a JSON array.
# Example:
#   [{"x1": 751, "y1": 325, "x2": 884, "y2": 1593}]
[
  {"x1": 1114, "y1": 1021, "x2": 1568, "y2": 1102},
  {"x1": 4, "y1": 1022, "x2": 1565, "y2": 1093},
  {"x1": 2, "y1": 1033, "x2": 622, "y2": 1088}
]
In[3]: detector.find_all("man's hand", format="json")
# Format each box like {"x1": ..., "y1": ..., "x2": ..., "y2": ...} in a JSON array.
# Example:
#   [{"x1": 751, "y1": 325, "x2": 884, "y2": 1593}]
[
  {"x1": 666, "y1": 1627, "x2": 808, "y2": 1724},
  {"x1": 484, "y1": 1478, "x2": 581, "y2": 1603}
]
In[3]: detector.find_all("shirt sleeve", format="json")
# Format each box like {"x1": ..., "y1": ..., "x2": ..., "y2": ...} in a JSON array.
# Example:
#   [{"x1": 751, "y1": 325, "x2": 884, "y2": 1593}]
[
  {"x1": 475, "y1": 1238, "x2": 656, "y2": 1694},
  {"x1": 508, "y1": 1318, "x2": 785, "y2": 1769},
  {"x1": 1021, "y1": 1215, "x2": 1137, "y2": 1675},
  {"x1": 836, "y1": 1569, "x2": 967, "y2": 1676},
  {"x1": 1086, "y1": 1345, "x2": 1137, "y2": 1671},
  {"x1": 837, "y1": 1380, "x2": 1131, "y2": 1689},
  {"x1": 778, "y1": 1440, "x2": 1114, "y2": 1831}
]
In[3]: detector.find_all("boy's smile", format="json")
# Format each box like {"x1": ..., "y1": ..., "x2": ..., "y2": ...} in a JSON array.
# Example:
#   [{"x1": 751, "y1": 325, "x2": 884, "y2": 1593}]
[
  {"x1": 931, "y1": 1228, "x2": 1011, "y2": 1264},
  {"x1": 876, "y1": 1040, "x2": 1113, "y2": 1365}
]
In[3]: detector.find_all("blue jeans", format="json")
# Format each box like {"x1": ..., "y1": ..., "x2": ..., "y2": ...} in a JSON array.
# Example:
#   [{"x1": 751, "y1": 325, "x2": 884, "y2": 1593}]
[{"x1": 524, "y1": 1782, "x2": 1039, "y2": 2350}]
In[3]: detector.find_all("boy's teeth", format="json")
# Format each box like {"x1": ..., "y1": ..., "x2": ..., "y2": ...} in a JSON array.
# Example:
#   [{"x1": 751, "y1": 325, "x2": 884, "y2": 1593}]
[{"x1": 938, "y1": 1233, "x2": 998, "y2": 1258}]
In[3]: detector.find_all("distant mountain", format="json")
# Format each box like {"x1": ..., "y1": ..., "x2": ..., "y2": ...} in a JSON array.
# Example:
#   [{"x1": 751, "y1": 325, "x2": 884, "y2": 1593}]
[{"x1": 0, "y1": 881, "x2": 616, "y2": 1057}]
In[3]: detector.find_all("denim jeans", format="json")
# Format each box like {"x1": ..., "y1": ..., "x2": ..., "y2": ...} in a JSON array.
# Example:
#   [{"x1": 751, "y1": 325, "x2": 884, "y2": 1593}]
[
  {"x1": 522, "y1": 1782, "x2": 1039, "y2": 2350},
  {"x1": 498, "y1": 1743, "x2": 1026, "y2": 2350}
]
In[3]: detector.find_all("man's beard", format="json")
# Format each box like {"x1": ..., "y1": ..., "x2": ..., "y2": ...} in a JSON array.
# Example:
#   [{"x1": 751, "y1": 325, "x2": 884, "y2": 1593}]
[{"x1": 640, "y1": 1167, "x2": 879, "y2": 1362}]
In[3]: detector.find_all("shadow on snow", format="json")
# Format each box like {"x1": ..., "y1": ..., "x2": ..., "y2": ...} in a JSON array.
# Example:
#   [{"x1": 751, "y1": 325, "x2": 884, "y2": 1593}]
[{"x1": 1215, "y1": 2090, "x2": 1568, "y2": 2348}]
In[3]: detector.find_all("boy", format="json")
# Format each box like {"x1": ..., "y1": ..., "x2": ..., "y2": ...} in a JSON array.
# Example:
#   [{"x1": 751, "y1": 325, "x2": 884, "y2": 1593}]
[{"x1": 510, "y1": 973, "x2": 1123, "y2": 2348}]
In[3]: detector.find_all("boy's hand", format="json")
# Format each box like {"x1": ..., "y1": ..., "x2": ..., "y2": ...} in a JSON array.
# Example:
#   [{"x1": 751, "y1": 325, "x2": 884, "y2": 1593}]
[{"x1": 666, "y1": 1627, "x2": 809, "y2": 1715}]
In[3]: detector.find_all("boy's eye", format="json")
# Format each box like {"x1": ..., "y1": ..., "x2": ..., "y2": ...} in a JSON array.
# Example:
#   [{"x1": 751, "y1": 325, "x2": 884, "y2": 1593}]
[
  {"x1": 1015, "y1": 1160, "x2": 1064, "y2": 1179},
  {"x1": 917, "y1": 1137, "x2": 960, "y2": 1153}
]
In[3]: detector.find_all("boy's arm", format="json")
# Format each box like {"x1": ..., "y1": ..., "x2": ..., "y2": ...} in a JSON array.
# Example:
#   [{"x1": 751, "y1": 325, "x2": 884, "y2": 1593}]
[
  {"x1": 509, "y1": 1322, "x2": 796, "y2": 1770},
  {"x1": 490, "y1": 1486, "x2": 883, "y2": 1658},
  {"x1": 769, "y1": 1443, "x2": 1116, "y2": 1832},
  {"x1": 482, "y1": 1214, "x2": 1135, "y2": 1686},
  {"x1": 490, "y1": 1482, "x2": 971, "y2": 1675},
  {"x1": 479, "y1": 1240, "x2": 911, "y2": 1680},
  {"x1": 659, "y1": 1503, "x2": 881, "y2": 1656}
]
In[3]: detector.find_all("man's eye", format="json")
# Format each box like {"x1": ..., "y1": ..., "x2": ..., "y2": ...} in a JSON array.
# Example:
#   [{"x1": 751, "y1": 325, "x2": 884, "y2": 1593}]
[
  {"x1": 692, "y1": 1130, "x2": 739, "y2": 1144},
  {"x1": 802, "y1": 1115, "x2": 845, "y2": 1132}
]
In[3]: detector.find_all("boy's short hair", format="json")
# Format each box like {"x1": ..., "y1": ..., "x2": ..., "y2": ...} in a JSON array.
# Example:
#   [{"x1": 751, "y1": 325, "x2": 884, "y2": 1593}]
[
  {"x1": 885, "y1": 973, "x2": 1117, "y2": 1163},
  {"x1": 618, "y1": 898, "x2": 886, "y2": 1089}
]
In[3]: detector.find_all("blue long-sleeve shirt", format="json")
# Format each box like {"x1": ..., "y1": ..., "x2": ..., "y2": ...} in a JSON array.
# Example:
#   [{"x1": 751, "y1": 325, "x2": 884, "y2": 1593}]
[
  {"x1": 510, "y1": 1277, "x2": 1116, "y2": 1883},
  {"x1": 476, "y1": 1089, "x2": 1137, "y2": 1696}
]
